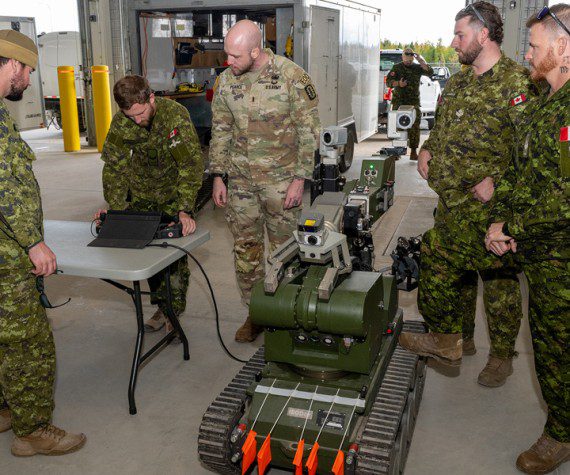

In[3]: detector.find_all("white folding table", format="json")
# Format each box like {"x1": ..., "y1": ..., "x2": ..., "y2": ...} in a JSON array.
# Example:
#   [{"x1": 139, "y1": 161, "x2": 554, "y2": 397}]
[{"x1": 44, "y1": 220, "x2": 210, "y2": 414}]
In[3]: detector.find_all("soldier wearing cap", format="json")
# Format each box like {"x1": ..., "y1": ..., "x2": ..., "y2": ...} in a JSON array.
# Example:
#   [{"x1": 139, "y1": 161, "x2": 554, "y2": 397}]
[
  {"x1": 0, "y1": 29, "x2": 86, "y2": 456},
  {"x1": 399, "y1": 2, "x2": 536, "y2": 387},
  {"x1": 210, "y1": 20, "x2": 321, "y2": 342},
  {"x1": 98, "y1": 75, "x2": 203, "y2": 334},
  {"x1": 387, "y1": 47, "x2": 433, "y2": 160}
]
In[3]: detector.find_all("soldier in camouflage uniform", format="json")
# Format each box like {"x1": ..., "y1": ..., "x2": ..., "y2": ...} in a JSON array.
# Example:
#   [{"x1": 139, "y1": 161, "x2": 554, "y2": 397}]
[
  {"x1": 399, "y1": 2, "x2": 535, "y2": 387},
  {"x1": 485, "y1": 6, "x2": 569, "y2": 472},
  {"x1": 387, "y1": 47, "x2": 433, "y2": 160},
  {"x1": 0, "y1": 29, "x2": 85, "y2": 456},
  {"x1": 100, "y1": 75, "x2": 203, "y2": 333},
  {"x1": 209, "y1": 20, "x2": 320, "y2": 342}
]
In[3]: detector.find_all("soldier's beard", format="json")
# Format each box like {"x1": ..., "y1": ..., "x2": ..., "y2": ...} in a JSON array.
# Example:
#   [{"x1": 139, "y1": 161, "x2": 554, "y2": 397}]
[
  {"x1": 5, "y1": 74, "x2": 27, "y2": 102},
  {"x1": 457, "y1": 39, "x2": 483, "y2": 65},
  {"x1": 529, "y1": 48, "x2": 557, "y2": 81}
]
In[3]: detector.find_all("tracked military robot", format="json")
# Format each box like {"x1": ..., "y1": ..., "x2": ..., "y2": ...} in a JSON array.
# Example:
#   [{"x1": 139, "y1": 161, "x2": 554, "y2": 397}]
[{"x1": 199, "y1": 128, "x2": 426, "y2": 475}]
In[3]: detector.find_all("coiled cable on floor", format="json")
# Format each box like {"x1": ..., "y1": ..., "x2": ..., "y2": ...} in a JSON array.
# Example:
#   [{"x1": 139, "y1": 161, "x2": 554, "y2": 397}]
[{"x1": 147, "y1": 242, "x2": 248, "y2": 363}]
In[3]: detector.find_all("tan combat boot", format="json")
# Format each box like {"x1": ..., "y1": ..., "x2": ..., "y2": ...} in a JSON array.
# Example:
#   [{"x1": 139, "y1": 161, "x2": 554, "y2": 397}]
[
  {"x1": 462, "y1": 337, "x2": 477, "y2": 356},
  {"x1": 144, "y1": 308, "x2": 166, "y2": 333},
  {"x1": 477, "y1": 355, "x2": 513, "y2": 387},
  {"x1": 0, "y1": 407, "x2": 11, "y2": 433},
  {"x1": 410, "y1": 149, "x2": 418, "y2": 160},
  {"x1": 235, "y1": 317, "x2": 262, "y2": 343},
  {"x1": 516, "y1": 433, "x2": 570, "y2": 474},
  {"x1": 399, "y1": 332, "x2": 462, "y2": 366},
  {"x1": 12, "y1": 424, "x2": 86, "y2": 456}
]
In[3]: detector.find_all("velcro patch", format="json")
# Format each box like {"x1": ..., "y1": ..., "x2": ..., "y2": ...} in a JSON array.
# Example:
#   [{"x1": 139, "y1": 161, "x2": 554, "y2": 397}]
[
  {"x1": 305, "y1": 84, "x2": 317, "y2": 101},
  {"x1": 168, "y1": 128, "x2": 179, "y2": 139},
  {"x1": 510, "y1": 94, "x2": 527, "y2": 106}
]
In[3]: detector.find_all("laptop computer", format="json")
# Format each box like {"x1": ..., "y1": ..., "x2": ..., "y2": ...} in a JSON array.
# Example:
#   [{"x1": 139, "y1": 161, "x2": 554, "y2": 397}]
[{"x1": 88, "y1": 210, "x2": 162, "y2": 249}]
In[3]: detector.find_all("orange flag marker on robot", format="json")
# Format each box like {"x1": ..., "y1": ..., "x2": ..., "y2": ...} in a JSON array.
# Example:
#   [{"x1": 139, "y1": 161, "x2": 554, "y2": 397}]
[
  {"x1": 257, "y1": 434, "x2": 272, "y2": 475},
  {"x1": 293, "y1": 438, "x2": 305, "y2": 475},
  {"x1": 306, "y1": 441, "x2": 320, "y2": 475},
  {"x1": 332, "y1": 449, "x2": 345, "y2": 475},
  {"x1": 241, "y1": 429, "x2": 257, "y2": 475}
]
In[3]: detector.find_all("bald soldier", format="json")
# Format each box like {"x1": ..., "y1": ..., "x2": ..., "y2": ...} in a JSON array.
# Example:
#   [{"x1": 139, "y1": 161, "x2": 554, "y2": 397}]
[
  {"x1": 210, "y1": 20, "x2": 321, "y2": 342},
  {"x1": 0, "y1": 29, "x2": 85, "y2": 455}
]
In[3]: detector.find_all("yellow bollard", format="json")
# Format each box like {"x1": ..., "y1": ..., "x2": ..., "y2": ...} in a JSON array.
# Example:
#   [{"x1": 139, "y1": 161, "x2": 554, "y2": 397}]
[
  {"x1": 57, "y1": 66, "x2": 81, "y2": 152},
  {"x1": 91, "y1": 65, "x2": 113, "y2": 153}
]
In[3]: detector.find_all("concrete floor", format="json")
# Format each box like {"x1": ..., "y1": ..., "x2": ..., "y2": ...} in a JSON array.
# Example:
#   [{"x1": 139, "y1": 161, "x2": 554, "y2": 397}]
[{"x1": 1, "y1": 128, "x2": 566, "y2": 475}]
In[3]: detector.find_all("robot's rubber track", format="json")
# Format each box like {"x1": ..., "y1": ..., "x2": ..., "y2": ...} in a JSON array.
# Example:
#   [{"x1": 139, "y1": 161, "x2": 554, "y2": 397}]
[
  {"x1": 198, "y1": 321, "x2": 426, "y2": 475},
  {"x1": 198, "y1": 347, "x2": 266, "y2": 475},
  {"x1": 355, "y1": 320, "x2": 427, "y2": 475}
]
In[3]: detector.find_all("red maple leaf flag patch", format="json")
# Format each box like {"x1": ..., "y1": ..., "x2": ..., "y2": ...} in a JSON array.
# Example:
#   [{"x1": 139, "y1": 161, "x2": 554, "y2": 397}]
[
  {"x1": 560, "y1": 126, "x2": 569, "y2": 142},
  {"x1": 168, "y1": 128, "x2": 178, "y2": 139},
  {"x1": 510, "y1": 94, "x2": 527, "y2": 106}
]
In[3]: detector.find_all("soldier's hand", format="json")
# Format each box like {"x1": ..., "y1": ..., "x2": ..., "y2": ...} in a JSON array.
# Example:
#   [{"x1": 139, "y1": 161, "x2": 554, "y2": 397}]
[
  {"x1": 177, "y1": 211, "x2": 196, "y2": 236},
  {"x1": 284, "y1": 178, "x2": 305, "y2": 210},
  {"x1": 471, "y1": 177, "x2": 494, "y2": 203},
  {"x1": 94, "y1": 208, "x2": 107, "y2": 225},
  {"x1": 28, "y1": 242, "x2": 58, "y2": 276},
  {"x1": 417, "y1": 149, "x2": 432, "y2": 180},
  {"x1": 212, "y1": 177, "x2": 227, "y2": 207},
  {"x1": 485, "y1": 222, "x2": 514, "y2": 255},
  {"x1": 398, "y1": 78, "x2": 408, "y2": 88}
]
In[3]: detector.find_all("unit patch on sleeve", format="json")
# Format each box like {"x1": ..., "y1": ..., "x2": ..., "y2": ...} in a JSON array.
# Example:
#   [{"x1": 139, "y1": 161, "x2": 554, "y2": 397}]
[
  {"x1": 560, "y1": 126, "x2": 569, "y2": 178},
  {"x1": 168, "y1": 128, "x2": 179, "y2": 139},
  {"x1": 299, "y1": 73, "x2": 312, "y2": 86},
  {"x1": 305, "y1": 84, "x2": 317, "y2": 101}
]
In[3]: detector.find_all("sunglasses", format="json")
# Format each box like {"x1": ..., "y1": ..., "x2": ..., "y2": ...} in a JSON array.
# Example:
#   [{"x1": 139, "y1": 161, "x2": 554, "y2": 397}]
[
  {"x1": 463, "y1": 3, "x2": 487, "y2": 27},
  {"x1": 36, "y1": 272, "x2": 71, "y2": 309},
  {"x1": 536, "y1": 6, "x2": 570, "y2": 37},
  {"x1": 404, "y1": 52, "x2": 415, "y2": 56}
]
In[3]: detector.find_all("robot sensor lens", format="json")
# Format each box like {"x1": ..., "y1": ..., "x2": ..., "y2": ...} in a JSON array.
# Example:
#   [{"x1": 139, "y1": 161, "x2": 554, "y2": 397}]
[{"x1": 307, "y1": 235, "x2": 318, "y2": 245}]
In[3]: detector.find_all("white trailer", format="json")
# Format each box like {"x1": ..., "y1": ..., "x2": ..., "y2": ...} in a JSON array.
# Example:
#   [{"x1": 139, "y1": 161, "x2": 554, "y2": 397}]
[
  {"x1": 0, "y1": 16, "x2": 45, "y2": 130},
  {"x1": 37, "y1": 31, "x2": 86, "y2": 131},
  {"x1": 126, "y1": 0, "x2": 381, "y2": 170}
]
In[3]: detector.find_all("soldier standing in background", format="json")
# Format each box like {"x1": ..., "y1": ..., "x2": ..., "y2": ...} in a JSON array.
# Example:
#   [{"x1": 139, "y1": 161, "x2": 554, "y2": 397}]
[
  {"x1": 399, "y1": 2, "x2": 535, "y2": 387},
  {"x1": 485, "y1": 4, "x2": 569, "y2": 472},
  {"x1": 387, "y1": 47, "x2": 433, "y2": 160},
  {"x1": 0, "y1": 29, "x2": 85, "y2": 456},
  {"x1": 99, "y1": 75, "x2": 203, "y2": 334},
  {"x1": 210, "y1": 20, "x2": 320, "y2": 342}
]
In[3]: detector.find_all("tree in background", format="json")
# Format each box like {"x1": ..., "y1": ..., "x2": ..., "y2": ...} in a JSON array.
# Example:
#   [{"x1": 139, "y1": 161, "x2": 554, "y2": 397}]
[{"x1": 380, "y1": 38, "x2": 458, "y2": 64}]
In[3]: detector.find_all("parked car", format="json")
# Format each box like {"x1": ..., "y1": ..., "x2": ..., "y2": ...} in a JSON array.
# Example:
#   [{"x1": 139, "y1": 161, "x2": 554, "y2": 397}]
[
  {"x1": 432, "y1": 66, "x2": 451, "y2": 89},
  {"x1": 378, "y1": 49, "x2": 441, "y2": 130}
]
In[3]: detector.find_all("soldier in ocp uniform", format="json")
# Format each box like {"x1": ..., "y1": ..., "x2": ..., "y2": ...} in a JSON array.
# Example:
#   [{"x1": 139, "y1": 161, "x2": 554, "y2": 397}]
[
  {"x1": 99, "y1": 75, "x2": 203, "y2": 333},
  {"x1": 387, "y1": 47, "x2": 433, "y2": 160},
  {"x1": 486, "y1": 5, "x2": 570, "y2": 473},
  {"x1": 399, "y1": 2, "x2": 536, "y2": 387},
  {"x1": 209, "y1": 20, "x2": 320, "y2": 342},
  {"x1": 0, "y1": 29, "x2": 85, "y2": 456}
]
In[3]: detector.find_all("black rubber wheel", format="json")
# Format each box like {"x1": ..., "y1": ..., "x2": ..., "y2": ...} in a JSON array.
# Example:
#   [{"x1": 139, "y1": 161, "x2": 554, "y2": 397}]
[
  {"x1": 339, "y1": 127, "x2": 356, "y2": 172},
  {"x1": 427, "y1": 118, "x2": 435, "y2": 130}
]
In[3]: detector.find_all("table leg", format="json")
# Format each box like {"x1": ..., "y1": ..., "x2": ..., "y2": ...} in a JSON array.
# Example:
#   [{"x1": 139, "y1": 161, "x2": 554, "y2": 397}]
[
  {"x1": 128, "y1": 280, "x2": 145, "y2": 415},
  {"x1": 164, "y1": 265, "x2": 190, "y2": 360}
]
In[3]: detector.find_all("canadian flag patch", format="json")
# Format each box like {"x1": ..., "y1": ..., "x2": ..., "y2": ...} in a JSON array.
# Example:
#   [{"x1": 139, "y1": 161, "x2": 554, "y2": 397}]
[
  {"x1": 510, "y1": 94, "x2": 527, "y2": 106},
  {"x1": 560, "y1": 126, "x2": 569, "y2": 142},
  {"x1": 168, "y1": 128, "x2": 178, "y2": 139}
]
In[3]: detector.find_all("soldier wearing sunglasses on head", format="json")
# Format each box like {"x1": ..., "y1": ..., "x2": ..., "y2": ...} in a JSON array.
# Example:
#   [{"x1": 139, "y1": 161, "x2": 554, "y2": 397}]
[
  {"x1": 387, "y1": 47, "x2": 433, "y2": 160},
  {"x1": 399, "y1": 2, "x2": 537, "y2": 387},
  {"x1": 0, "y1": 29, "x2": 85, "y2": 456},
  {"x1": 485, "y1": 4, "x2": 569, "y2": 473}
]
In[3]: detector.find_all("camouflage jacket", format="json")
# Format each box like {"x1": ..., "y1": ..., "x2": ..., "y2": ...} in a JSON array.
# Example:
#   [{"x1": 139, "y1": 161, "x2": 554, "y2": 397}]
[
  {"x1": 0, "y1": 100, "x2": 43, "y2": 273},
  {"x1": 422, "y1": 54, "x2": 535, "y2": 225},
  {"x1": 101, "y1": 97, "x2": 203, "y2": 217},
  {"x1": 209, "y1": 49, "x2": 321, "y2": 182},
  {"x1": 490, "y1": 79, "x2": 570, "y2": 261},
  {"x1": 388, "y1": 61, "x2": 434, "y2": 106}
]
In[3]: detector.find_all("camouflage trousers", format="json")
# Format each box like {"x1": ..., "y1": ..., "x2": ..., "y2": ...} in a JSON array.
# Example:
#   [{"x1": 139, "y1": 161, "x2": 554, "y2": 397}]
[
  {"x1": 148, "y1": 256, "x2": 190, "y2": 317},
  {"x1": 225, "y1": 177, "x2": 299, "y2": 305},
  {"x1": 418, "y1": 224, "x2": 523, "y2": 358},
  {"x1": 0, "y1": 271, "x2": 55, "y2": 437},
  {"x1": 393, "y1": 102, "x2": 420, "y2": 150},
  {"x1": 525, "y1": 259, "x2": 569, "y2": 442}
]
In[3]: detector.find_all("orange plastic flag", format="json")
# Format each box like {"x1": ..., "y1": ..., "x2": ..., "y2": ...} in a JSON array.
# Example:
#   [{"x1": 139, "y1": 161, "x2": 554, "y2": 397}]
[
  {"x1": 332, "y1": 450, "x2": 345, "y2": 475},
  {"x1": 257, "y1": 434, "x2": 272, "y2": 475},
  {"x1": 306, "y1": 442, "x2": 320, "y2": 475},
  {"x1": 293, "y1": 439, "x2": 305, "y2": 475},
  {"x1": 241, "y1": 430, "x2": 257, "y2": 475}
]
